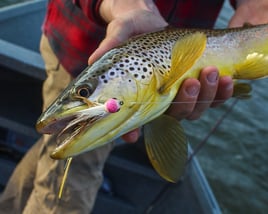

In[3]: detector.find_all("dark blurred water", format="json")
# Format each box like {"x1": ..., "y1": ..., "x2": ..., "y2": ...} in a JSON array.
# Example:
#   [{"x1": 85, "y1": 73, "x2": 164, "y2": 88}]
[{"x1": 1, "y1": 0, "x2": 268, "y2": 213}]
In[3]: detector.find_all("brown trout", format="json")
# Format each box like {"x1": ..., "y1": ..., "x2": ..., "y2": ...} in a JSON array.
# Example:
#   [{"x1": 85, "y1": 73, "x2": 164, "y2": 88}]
[{"x1": 37, "y1": 24, "x2": 268, "y2": 183}]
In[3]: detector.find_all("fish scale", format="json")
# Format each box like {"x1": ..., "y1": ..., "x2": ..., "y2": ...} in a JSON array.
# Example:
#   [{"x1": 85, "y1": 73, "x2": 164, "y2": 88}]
[{"x1": 36, "y1": 24, "x2": 268, "y2": 187}]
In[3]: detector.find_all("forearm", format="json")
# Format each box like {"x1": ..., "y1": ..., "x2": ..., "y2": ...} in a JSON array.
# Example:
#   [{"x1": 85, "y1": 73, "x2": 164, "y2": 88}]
[{"x1": 229, "y1": 0, "x2": 268, "y2": 27}]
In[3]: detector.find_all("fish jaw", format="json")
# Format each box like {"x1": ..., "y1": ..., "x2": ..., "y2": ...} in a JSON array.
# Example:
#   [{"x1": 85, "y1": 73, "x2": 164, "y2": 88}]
[
  {"x1": 36, "y1": 99, "x2": 116, "y2": 159},
  {"x1": 49, "y1": 105, "x2": 140, "y2": 159},
  {"x1": 36, "y1": 100, "x2": 89, "y2": 134}
]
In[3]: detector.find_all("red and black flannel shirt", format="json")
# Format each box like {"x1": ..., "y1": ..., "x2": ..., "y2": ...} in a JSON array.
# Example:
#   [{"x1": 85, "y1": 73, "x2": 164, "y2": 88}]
[{"x1": 43, "y1": 0, "x2": 236, "y2": 77}]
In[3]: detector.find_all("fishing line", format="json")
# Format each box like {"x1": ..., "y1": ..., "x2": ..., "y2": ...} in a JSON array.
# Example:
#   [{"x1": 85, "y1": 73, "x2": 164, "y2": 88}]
[
  {"x1": 187, "y1": 98, "x2": 239, "y2": 164},
  {"x1": 129, "y1": 97, "x2": 244, "y2": 105},
  {"x1": 130, "y1": 100, "x2": 226, "y2": 104}
]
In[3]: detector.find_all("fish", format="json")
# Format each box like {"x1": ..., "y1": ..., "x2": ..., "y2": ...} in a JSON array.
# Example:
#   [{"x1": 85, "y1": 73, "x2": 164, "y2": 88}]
[{"x1": 36, "y1": 24, "x2": 268, "y2": 184}]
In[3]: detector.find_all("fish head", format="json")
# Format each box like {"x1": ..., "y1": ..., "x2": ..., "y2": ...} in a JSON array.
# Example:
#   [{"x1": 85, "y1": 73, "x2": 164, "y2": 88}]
[{"x1": 36, "y1": 48, "x2": 157, "y2": 159}]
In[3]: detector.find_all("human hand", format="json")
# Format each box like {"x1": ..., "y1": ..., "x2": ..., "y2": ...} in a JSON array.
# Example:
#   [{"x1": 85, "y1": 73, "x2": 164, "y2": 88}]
[
  {"x1": 229, "y1": 0, "x2": 268, "y2": 27},
  {"x1": 88, "y1": 0, "x2": 168, "y2": 64},
  {"x1": 89, "y1": 0, "x2": 233, "y2": 143}
]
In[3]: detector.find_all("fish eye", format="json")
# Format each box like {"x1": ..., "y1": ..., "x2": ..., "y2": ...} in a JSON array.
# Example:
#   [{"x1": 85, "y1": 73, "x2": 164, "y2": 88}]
[
  {"x1": 73, "y1": 78, "x2": 98, "y2": 100},
  {"x1": 76, "y1": 85, "x2": 92, "y2": 98}
]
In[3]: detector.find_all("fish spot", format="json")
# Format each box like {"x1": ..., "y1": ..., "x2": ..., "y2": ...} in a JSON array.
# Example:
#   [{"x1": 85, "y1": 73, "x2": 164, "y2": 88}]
[{"x1": 109, "y1": 71, "x2": 115, "y2": 76}]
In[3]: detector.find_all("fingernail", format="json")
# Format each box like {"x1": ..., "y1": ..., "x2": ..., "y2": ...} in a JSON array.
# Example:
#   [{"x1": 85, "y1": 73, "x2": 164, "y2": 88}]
[
  {"x1": 129, "y1": 131, "x2": 139, "y2": 142},
  {"x1": 207, "y1": 71, "x2": 218, "y2": 83},
  {"x1": 186, "y1": 85, "x2": 200, "y2": 96}
]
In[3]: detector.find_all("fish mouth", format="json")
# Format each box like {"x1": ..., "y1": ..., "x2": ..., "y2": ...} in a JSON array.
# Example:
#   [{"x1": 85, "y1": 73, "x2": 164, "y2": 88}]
[{"x1": 36, "y1": 103, "x2": 107, "y2": 159}]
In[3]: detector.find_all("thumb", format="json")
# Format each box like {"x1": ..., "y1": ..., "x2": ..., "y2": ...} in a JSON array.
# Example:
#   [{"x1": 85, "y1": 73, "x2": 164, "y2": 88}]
[
  {"x1": 88, "y1": 10, "x2": 167, "y2": 65},
  {"x1": 88, "y1": 18, "x2": 135, "y2": 65}
]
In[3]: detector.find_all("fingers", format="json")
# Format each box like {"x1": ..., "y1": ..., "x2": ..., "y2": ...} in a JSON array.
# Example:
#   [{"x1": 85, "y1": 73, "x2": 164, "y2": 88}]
[
  {"x1": 167, "y1": 66, "x2": 233, "y2": 120},
  {"x1": 121, "y1": 128, "x2": 140, "y2": 143},
  {"x1": 187, "y1": 66, "x2": 219, "y2": 120},
  {"x1": 166, "y1": 78, "x2": 200, "y2": 120},
  {"x1": 210, "y1": 76, "x2": 233, "y2": 107}
]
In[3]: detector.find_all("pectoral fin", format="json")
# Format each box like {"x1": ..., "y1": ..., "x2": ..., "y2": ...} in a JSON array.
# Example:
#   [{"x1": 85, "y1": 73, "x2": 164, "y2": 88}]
[
  {"x1": 233, "y1": 82, "x2": 252, "y2": 99},
  {"x1": 159, "y1": 32, "x2": 207, "y2": 94},
  {"x1": 144, "y1": 114, "x2": 188, "y2": 182}
]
